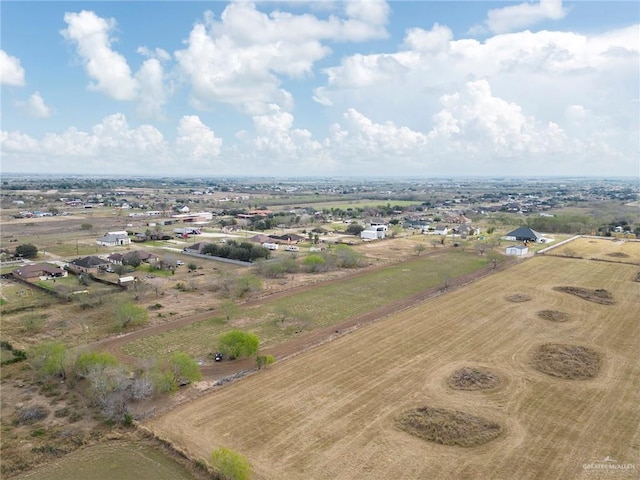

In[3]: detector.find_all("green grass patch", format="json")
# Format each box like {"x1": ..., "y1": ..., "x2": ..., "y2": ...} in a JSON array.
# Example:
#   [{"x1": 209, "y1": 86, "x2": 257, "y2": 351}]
[
  {"x1": 124, "y1": 251, "x2": 488, "y2": 359},
  {"x1": 0, "y1": 282, "x2": 58, "y2": 313},
  {"x1": 9, "y1": 440, "x2": 198, "y2": 480},
  {"x1": 136, "y1": 264, "x2": 175, "y2": 276}
]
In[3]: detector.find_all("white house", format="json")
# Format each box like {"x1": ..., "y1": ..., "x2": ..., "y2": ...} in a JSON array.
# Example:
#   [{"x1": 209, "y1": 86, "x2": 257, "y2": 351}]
[
  {"x1": 433, "y1": 224, "x2": 448, "y2": 235},
  {"x1": 96, "y1": 233, "x2": 131, "y2": 247},
  {"x1": 361, "y1": 225, "x2": 387, "y2": 240},
  {"x1": 505, "y1": 245, "x2": 529, "y2": 256}
]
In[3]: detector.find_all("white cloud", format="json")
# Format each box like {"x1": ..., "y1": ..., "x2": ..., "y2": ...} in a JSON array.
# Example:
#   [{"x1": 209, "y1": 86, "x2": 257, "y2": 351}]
[
  {"x1": 135, "y1": 58, "x2": 168, "y2": 120},
  {"x1": 175, "y1": 1, "x2": 389, "y2": 114},
  {"x1": 0, "y1": 50, "x2": 26, "y2": 86},
  {"x1": 428, "y1": 79, "x2": 568, "y2": 157},
  {"x1": 2, "y1": 114, "x2": 169, "y2": 173},
  {"x1": 19, "y1": 92, "x2": 52, "y2": 118},
  {"x1": 176, "y1": 115, "x2": 223, "y2": 160},
  {"x1": 250, "y1": 105, "x2": 328, "y2": 168},
  {"x1": 61, "y1": 10, "x2": 138, "y2": 101},
  {"x1": 402, "y1": 24, "x2": 452, "y2": 53},
  {"x1": 321, "y1": 76, "x2": 637, "y2": 176},
  {"x1": 60, "y1": 11, "x2": 169, "y2": 119},
  {"x1": 476, "y1": 0, "x2": 567, "y2": 35},
  {"x1": 315, "y1": 25, "x2": 638, "y2": 141}
]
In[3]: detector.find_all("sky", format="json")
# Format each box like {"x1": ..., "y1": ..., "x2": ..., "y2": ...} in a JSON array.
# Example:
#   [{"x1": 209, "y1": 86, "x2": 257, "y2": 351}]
[{"x1": 1, "y1": 0, "x2": 639, "y2": 178}]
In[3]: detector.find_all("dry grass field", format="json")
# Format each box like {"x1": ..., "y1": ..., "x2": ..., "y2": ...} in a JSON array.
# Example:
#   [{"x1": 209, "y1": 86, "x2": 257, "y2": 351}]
[
  {"x1": 546, "y1": 237, "x2": 640, "y2": 264},
  {"x1": 147, "y1": 254, "x2": 640, "y2": 480},
  {"x1": 11, "y1": 440, "x2": 199, "y2": 480}
]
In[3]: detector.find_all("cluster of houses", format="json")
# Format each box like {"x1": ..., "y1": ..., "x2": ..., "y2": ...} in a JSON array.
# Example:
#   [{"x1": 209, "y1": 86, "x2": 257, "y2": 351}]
[{"x1": 9, "y1": 249, "x2": 162, "y2": 289}]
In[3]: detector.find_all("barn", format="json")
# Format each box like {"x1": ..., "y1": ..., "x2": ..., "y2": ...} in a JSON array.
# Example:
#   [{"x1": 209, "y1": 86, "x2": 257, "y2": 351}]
[{"x1": 503, "y1": 226, "x2": 545, "y2": 243}]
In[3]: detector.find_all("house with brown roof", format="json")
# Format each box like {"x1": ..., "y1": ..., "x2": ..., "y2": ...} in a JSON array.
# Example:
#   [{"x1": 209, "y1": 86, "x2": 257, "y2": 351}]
[
  {"x1": 68, "y1": 256, "x2": 110, "y2": 274},
  {"x1": 12, "y1": 263, "x2": 67, "y2": 282}
]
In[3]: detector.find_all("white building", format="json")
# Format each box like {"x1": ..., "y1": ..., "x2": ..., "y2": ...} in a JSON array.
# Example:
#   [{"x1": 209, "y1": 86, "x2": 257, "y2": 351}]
[
  {"x1": 361, "y1": 225, "x2": 387, "y2": 240},
  {"x1": 97, "y1": 233, "x2": 131, "y2": 247},
  {"x1": 505, "y1": 245, "x2": 529, "y2": 256}
]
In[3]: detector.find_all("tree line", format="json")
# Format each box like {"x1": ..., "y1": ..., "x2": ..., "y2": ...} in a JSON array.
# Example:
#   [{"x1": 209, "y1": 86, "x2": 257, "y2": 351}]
[{"x1": 202, "y1": 240, "x2": 270, "y2": 262}]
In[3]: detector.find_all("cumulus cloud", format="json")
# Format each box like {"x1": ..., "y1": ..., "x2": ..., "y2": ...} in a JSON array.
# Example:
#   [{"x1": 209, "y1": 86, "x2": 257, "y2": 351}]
[
  {"x1": 428, "y1": 79, "x2": 567, "y2": 156},
  {"x1": 1, "y1": 114, "x2": 227, "y2": 173},
  {"x1": 61, "y1": 10, "x2": 138, "y2": 100},
  {"x1": 135, "y1": 58, "x2": 168, "y2": 119},
  {"x1": 60, "y1": 11, "x2": 169, "y2": 119},
  {"x1": 402, "y1": 23, "x2": 453, "y2": 53},
  {"x1": 175, "y1": 1, "x2": 389, "y2": 114},
  {"x1": 176, "y1": 115, "x2": 222, "y2": 160},
  {"x1": 0, "y1": 50, "x2": 26, "y2": 86},
  {"x1": 473, "y1": 0, "x2": 567, "y2": 35},
  {"x1": 2, "y1": 114, "x2": 168, "y2": 173},
  {"x1": 321, "y1": 75, "x2": 637, "y2": 176},
  {"x1": 18, "y1": 92, "x2": 52, "y2": 118}
]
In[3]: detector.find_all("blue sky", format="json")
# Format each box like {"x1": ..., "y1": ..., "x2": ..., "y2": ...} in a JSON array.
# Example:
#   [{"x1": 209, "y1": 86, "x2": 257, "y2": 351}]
[{"x1": 1, "y1": 1, "x2": 638, "y2": 177}]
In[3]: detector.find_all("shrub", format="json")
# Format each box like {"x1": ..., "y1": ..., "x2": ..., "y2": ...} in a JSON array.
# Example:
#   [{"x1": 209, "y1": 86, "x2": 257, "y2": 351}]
[
  {"x1": 217, "y1": 331, "x2": 259, "y2": 359},
  {"x1": 21, "y1": 314, "x2": 47, "y2": 333},
  {"x1": 16, "y1": 405, "x2": 49, "y2": 425},
  {"x1": 210, "y1": 447, "x2": 252, "y2": 480}
]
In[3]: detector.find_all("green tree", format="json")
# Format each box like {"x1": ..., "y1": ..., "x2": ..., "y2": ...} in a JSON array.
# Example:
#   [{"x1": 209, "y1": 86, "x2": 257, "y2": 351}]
[
  {"x1": 345, "y1": 223, "x2": 364, "y2": 236},
  {"x1": 15, "y1": 243, "x2": 38, "y2": 259},
  {"x1": 153, "y1": 352, "x2": 202, "y2": 393},
  {"x1": 112, "y1": 300, "x2": 148, "y2": 330},
  {"x1": 168, "y1": 352, "x2": 202, "y2": 386},
  {"x1": 75, "y1": 350, "x2": 118, "y2": 378},
  {"x1": 303, "y1": 254, "x2": 325, "y2": 272},
  {"x1": 124, "y1": 252, "x2": 141, "y2": 268},
  {"x1": 80, "y1": 223, "x2": 93, "y2": 231},
  {"x1": 217, "y1": 330, "x2": 259, "y2": 359},
  {"x1": 29, "y1": 342, "x2": 70, "y2": 379},
  {"x1": 210, "y1": 447, "x2": 253, "y2": 480}
]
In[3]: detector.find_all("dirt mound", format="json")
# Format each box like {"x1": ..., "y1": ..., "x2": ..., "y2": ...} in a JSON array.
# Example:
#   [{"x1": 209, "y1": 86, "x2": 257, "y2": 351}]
[
  {"x1": 537, "y1": 310, "x2": 570, "y2": 322},
  {"x1": 396, "y1": 406, "x2": 502, "y2": 447},
  {"x1": 505, "y1": 293, "x2": 531, "y2": 303},
  {"x1": 448, "y1": 367, "x2": 501, "y2": 391},
  {"x1": 531, "y1": 343, "x2": 601, "y2": 380},
  {"x1": 553, "y1": 286, "x2": 615, "y2": 305},
  {"x1": 606, "y1": 252, "x2": 630, "y2": 258}
]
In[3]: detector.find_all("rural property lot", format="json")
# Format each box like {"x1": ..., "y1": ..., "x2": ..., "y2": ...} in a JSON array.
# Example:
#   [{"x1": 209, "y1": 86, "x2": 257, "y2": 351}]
[{"x1": 147, "y1": 254, "x2": 639, "y2": 480}]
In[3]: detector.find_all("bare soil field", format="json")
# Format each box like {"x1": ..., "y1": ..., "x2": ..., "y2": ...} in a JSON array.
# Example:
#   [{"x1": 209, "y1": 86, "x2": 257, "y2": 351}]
[{"x1": 146, "y1": 255, "x2": 640, "y2": 480}]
